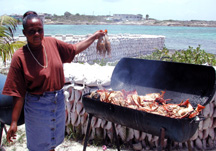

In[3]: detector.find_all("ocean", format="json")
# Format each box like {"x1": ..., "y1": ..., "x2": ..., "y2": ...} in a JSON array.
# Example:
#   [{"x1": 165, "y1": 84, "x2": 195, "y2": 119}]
[{"x1": 14, "y1": 25, "x2": 216, "y2": 54}]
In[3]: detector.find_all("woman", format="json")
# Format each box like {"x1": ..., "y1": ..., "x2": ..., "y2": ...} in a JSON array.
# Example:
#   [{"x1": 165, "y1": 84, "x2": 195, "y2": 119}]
[{"x1": 2, "y1": 11, "x2": 105, "y2": 151}]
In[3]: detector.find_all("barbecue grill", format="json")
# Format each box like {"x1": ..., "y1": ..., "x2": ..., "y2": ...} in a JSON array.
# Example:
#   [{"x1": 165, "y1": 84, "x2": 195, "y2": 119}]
[
  {"x1": 0, "y1": 74, "x2": 24, "y2": 146},
  {"x1": 82, "y1": 58, "x2": 216, "y2": 151}
]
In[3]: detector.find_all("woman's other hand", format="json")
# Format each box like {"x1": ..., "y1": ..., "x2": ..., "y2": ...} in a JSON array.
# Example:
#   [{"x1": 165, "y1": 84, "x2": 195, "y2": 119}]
[
  {"x1": 7, "y1": 121, "x2": 17, "y2": 143},
  {"x1": 7, "y1": 96, "x2": 24, "y2": 143}
]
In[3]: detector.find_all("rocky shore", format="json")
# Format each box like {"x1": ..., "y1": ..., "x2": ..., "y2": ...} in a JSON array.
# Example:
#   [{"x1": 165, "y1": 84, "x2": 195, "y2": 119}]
[{"x1": 45, "y1": 19, "x2": 216, "y2": 27}]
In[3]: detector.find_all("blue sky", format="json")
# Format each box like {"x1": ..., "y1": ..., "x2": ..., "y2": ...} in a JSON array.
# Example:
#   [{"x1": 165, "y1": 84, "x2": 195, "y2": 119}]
[{"x1": 1, "y1": 0, "x2": 216, "y2": 20}]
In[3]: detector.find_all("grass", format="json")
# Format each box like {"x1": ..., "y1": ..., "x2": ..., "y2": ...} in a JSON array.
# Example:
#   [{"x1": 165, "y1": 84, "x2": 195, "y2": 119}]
[
  {"x1": 65, "y1": 124, "x2": 83, "y2": 141},
  {"x1": 17, "y1": 133, "x2": 26, "y2": 144},
  {"x1": 1, "y1": 125, "x2": 26, "y2": 149}
]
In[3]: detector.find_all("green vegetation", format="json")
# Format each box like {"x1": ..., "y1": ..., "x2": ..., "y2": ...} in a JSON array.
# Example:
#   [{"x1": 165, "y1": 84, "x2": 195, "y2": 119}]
[
  {"x1": 43, "y1": 12, "x2": 216, "y2": 27},
  {"x1": 49, "y1": 12, "x2": 111, "y2": 24},
  {"x1": 89, "y1": 45, "x2": 216, "y2": 67},
  {"x1": 65, "y1": 124, "x2": 83, "y2": 141},
  {"x1": 17, "y1": 133, "x2": 26, "y2": 144},
  {"x1": 0, "y1": 15, "x2": 26, "y2": 65},
  {"x1": 140, "y1": 45, "x2": 216, "y2": 66}
]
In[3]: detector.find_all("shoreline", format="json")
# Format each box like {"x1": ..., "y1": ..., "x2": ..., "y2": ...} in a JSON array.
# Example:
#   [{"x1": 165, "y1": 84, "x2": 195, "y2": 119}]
[
  {"x1": 43, "y1": 20, "x2": 216, "y2": 27},
  {"x1": 16, "y1": 19, "x2": 216, "y2": 27}
]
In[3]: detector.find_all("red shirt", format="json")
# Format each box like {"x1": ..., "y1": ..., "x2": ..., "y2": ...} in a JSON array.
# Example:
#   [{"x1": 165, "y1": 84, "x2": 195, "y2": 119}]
[{"x1": 2, "y1": 37, "x2": 76, "y2": 97}]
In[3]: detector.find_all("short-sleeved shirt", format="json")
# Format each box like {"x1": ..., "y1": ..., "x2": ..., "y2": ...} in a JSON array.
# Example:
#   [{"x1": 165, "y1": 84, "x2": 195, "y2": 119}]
[{"x1": 2, "y1": 37, "x2": 76, "y2": 98}]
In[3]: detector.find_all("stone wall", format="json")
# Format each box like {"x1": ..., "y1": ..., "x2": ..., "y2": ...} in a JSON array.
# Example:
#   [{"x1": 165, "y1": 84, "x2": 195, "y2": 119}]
[
  {"x1": 1, "y1": 34, "x2": 164, "y2": 74},
  {"x1": 15, "y1": 34, "x2": 165, "y2": 63}
]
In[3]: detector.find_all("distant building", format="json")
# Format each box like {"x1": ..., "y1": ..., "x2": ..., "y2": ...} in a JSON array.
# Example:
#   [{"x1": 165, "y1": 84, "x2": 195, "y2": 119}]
[
  {"x1": 113, "y1": 14, "x2": 143, "y2": 21},
  {"x1": 38, "y1": 13, "x2": 45, "y2": 22},
  {"x1": 9, "y1": 13, "x2": 52, "y2": 23},
  {"x1": 38, "y1": 13, "x2": 52, "y2": 22},
  {"x1": 106, "y1": 17, "x2": 113, "y2": 21},
  {"x1": 43, "y1": 13, "x2": 52, "y2": 18},
  {"x1": 10, "y1": 14, "x2": 22, "y2": 22}
]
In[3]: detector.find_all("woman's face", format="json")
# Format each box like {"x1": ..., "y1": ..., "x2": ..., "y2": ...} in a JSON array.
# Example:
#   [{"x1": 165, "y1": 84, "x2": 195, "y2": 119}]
[{"x1": 23, "y1": 18, "x2": 44, "y2": 47}]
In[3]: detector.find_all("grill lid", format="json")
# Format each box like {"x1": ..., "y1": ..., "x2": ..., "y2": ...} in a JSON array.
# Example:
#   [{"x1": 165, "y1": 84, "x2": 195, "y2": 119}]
[{"x1": 111, "y1": 58, "x2": 216, "y2": 107}]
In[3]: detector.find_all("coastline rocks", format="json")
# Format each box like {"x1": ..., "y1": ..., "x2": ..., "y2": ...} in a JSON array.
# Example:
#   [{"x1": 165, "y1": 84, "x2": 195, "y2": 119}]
[{"x1": 44, "y1": 20, "x2": 216, "y2": 27}]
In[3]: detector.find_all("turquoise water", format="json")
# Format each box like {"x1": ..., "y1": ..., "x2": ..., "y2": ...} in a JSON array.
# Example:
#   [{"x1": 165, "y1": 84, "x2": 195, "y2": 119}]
[{"x1": 15, "y1": 25, "x2": 216, "y2": 54}]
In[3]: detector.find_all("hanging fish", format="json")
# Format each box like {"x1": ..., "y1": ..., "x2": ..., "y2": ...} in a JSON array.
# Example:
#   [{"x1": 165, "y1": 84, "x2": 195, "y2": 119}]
[{"x1": 96, "y1": 29, "x2": 111, "y2": 57}]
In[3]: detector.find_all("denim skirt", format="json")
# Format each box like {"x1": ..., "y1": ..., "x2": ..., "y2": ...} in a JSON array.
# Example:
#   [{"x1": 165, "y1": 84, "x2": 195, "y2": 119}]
[{"x1": 24, "y1": 89, "x2": 65, "y2": 151}]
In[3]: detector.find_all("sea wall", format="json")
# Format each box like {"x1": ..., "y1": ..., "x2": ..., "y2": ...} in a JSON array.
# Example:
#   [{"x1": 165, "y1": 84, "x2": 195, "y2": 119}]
[{"x1": 15, "y1": 34, "x2": 165, "y2": 63}]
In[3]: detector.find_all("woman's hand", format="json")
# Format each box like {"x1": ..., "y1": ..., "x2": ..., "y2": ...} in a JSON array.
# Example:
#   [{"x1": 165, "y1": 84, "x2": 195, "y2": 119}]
[
  {"x1": 6, "y1": 96, "x2": 24, "y2": 143},
  {"x1": 7, "y1": 121, "x2": 17, "y2": 143},
  {"x1": 93, "y1": 30, "x2": 106, "y2": 39},
  {"x1": 75, "y1": 30, "x2": 106, "y2": 54}
]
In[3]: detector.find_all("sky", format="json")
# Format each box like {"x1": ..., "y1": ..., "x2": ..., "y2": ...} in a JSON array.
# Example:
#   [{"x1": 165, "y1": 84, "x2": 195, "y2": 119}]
[{"x1": 1, "y1": 0, "x2": 216, "y2": 21}]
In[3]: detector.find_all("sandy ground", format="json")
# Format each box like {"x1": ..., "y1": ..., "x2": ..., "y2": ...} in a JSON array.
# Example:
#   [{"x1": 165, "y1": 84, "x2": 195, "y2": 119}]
[{"x1": 0, "y1": 124, "x2": 131, "y2": 151}]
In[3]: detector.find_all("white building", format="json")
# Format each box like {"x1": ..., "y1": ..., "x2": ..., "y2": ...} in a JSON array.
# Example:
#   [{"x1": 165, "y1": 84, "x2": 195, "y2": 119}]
[
  {"x1": 38, "y1": 13, "x2": 52, "y2": 22},
  {"x1": 113, "y1": 14, "x2": 143, "y2": 21}
]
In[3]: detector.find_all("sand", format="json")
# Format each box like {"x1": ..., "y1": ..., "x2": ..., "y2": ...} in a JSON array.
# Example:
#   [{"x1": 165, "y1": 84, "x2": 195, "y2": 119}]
[{"x1": 0, "y1": 124, "x2": 131, "y2": 151}]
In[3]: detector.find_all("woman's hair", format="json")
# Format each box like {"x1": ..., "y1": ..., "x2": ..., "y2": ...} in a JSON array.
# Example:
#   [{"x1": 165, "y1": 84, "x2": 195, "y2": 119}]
[
  {"x1": 22, "y1": 11, "x2": 42, "y2": 29},
  {"x1": 23, "y1": 11, "x2": 38, "y2": 19},
  {"x1": 22, "y1": 14, "x2": 43, "y2": 29}
]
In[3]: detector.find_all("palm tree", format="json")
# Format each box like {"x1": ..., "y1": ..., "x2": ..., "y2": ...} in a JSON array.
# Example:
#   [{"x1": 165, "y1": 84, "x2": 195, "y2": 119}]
[{"x1": 0, "y1": 15, "x2": 25, "y2": 65}]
